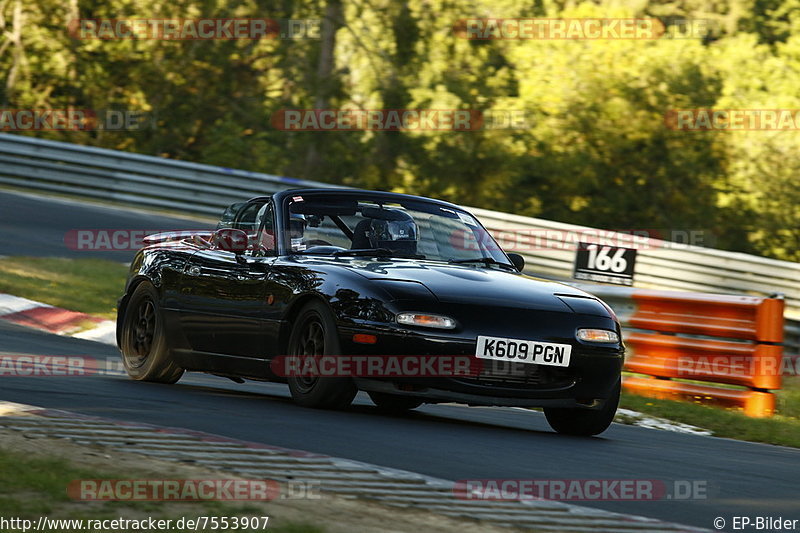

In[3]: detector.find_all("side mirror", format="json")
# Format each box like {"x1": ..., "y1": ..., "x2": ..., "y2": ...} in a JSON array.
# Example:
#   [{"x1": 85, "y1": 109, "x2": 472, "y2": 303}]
[
  {"x1": 212, "y1": 228, "x2": 249, "y2": 254},
  {"x1": 507, "y1": 252, "x2": 525, "y2": 272}
]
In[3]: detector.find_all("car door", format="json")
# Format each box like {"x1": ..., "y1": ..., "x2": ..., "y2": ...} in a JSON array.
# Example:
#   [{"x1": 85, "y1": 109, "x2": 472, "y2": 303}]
[
  {"x1": 177, "y1": 199, "x2": 275, "y2": 359},
  {"x1": 179, "y1": 248, "x2": 274, "y2": 357}
]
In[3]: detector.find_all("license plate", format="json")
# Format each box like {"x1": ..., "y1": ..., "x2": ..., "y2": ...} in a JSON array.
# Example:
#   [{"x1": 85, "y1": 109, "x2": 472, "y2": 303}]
[{"x1": 475, "y1": 336, "x2": 572, "y2": 367}]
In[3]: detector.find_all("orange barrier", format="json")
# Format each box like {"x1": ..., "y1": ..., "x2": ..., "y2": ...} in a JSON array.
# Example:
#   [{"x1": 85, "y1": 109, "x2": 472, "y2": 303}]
[
  {"x1": 621, "y1": 290, "x2": 785, "y2": 417},
  {"x1": 623, "y1": 376, "x2": 776, "y2": 418}
]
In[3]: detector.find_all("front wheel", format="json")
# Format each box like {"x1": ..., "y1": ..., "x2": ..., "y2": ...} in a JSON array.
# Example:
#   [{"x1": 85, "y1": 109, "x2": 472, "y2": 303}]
[
  {"x1": 544, "y1": 379, "x2": 620, "y2": 436},
  {"x1": 120, "y1": 282, "x2": 183, "y2": 384},
  {"x1": 286, "y1": 301, "x2": 357, "y2": 409}
]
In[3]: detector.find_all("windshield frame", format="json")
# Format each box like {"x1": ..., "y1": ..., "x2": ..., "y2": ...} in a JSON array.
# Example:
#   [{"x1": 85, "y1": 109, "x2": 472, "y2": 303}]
[{"x1": 273, "y1": 189, "x2": 514, "y2": 267}]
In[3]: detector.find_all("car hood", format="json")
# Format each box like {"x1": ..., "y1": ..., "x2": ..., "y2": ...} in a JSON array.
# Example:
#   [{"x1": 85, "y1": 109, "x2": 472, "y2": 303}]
[{"x1": 334, "y1": 259, "x2": 602, "y2": 313}]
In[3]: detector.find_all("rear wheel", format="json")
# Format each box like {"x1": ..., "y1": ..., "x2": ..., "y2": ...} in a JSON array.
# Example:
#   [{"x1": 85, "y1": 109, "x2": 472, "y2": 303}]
[
  {"x1": 368, "y1": 392, "x2": 423, "y2": 413},
  {"x1": 120, "y1": 282, "x2": 183, "y2": 383},
  {"x1": 544, "y1": 379, "x2": 620, "y2": 436},
  {"x1": 286, "y1": 301, "x2": 357, "y2": 409}
]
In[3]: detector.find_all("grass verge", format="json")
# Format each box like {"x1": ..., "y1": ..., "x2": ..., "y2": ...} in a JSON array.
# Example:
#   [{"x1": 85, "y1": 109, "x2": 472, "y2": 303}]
[
  {"x1": 0, "y1": 257, "x2": 128, "y2": 319},
  {"x1": 0, "y1": 447, "x2": 322, "y2": 533},
  {"x1": 618, "y1": 377, "x2": 800, "y2": 448}
]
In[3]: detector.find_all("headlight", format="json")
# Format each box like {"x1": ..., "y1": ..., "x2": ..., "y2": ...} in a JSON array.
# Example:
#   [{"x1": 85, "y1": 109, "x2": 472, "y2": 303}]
[
  {"x1": 396, "y1": 312, "x2": 457, "y2": 329},
  {"x1": 576, "y1": 328, "x2": 619, "y2": 343}
]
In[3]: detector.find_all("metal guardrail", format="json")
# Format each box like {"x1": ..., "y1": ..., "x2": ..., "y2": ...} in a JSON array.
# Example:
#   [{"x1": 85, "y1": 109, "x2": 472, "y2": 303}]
[
  {"x1": 1, "y1": 133, "x2": 798, "y2": 354},
  {"x1": 0, "y1": 134, "x2": 337, "y2": 215},
  {"x1": 471, "y1": 208, "x2": 800, "y2": 320}
]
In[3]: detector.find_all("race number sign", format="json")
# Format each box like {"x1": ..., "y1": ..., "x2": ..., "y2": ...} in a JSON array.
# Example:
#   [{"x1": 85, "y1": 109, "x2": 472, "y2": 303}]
[{"x1": 573, "y1": 242, "x2": 636, "y2": 286}]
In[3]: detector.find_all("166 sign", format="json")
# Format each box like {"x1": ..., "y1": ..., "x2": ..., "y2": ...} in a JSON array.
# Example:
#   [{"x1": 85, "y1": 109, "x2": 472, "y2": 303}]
[{"x1": 573, "y1": 242, "x2": 636, "y2": 286}]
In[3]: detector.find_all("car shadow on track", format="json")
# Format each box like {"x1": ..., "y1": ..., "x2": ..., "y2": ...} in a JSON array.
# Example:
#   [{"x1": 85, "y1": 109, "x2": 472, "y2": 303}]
[{"x1": 161, "y1": 377, "x2": 613, "y2": 442}]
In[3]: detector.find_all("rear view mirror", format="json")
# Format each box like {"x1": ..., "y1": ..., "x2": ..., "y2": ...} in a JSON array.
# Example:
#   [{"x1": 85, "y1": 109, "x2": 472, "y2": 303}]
[
  {"x1": 291, "y1": 198, "x2": 357, "y2": 216},
  {"x1": 507, "y1": 252, "x2": 525, "y2": 272},
  {"x1": 212, "y1": 228, "x2": 249, "y2": 254}
]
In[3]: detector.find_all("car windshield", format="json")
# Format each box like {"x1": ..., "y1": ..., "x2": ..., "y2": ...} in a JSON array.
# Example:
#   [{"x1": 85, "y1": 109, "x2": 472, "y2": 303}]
[{"x1": 283, "y1": 193, "x2": 512, "y2": 266}]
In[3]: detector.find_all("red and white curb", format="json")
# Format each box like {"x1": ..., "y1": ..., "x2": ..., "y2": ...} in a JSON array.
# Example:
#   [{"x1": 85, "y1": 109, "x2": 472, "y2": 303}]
[
  {"x1": 0, "y1": 401, "x2": 711, "y2": 533},
  {"x1": 615, "y1": 409, "x2": 712, "y2": 436},
  {"x1": 0, "y1": 293, "x2": 116, "y2": 345}
]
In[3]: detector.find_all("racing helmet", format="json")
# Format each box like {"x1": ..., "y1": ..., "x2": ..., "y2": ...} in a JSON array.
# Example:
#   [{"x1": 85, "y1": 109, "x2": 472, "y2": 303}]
[
  {"x1": 366, "y1": 209, "x2": 418, "y2": 255},
  {"x1": 289, "y1": 213, "x2": 307, "y2": 240}
]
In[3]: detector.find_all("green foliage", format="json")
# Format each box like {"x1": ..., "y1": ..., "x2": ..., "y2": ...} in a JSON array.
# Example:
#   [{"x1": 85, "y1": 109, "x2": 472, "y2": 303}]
[{"x1": 0, "y1": 0, "x2": 797, "y2": 260}]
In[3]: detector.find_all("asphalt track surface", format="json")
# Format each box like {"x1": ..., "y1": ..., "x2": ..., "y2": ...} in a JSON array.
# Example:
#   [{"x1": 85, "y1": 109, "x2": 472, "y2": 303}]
[
  {"x1": 0, "y1": 190, "x2": 212, "y2": 261},
  {"x1": 1, "y1": 188, "x2": 799, "y2": 531}
]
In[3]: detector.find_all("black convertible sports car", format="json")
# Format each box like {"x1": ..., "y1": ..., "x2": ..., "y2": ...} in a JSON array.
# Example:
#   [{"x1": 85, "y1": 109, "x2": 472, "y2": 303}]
[{"x1": 117, "y1": 188, "x2": 624, "y2": 435}]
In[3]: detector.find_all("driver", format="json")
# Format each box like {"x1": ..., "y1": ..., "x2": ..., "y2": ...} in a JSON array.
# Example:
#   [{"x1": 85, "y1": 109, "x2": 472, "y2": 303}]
[
  {"x1": 366, "y1": 210, "x2": 418, "y2": 255},
  {"x1": 289, "y1": 213, "x2": 307, "y2": 251}
]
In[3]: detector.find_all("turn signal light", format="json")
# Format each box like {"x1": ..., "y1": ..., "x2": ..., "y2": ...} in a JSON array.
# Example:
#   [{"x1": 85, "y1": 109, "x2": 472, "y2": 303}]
[
  {"x1": 396, "y1": 313, "x2": 457, "y2": 330},
  {"x1": 576, "y1": 328, "x2": 619, "y2": 343},
  {"x1": 353, "y1": 334, "x2": 377, "y2": 344}
]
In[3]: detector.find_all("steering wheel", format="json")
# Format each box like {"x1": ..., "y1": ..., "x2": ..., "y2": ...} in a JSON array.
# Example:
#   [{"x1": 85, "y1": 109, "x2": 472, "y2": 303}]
[
  {"x1": 302, "y1": 245, "x2": 346, "y2": 255},
  {"x1": 306, "y1": 239, "x2": 333, "y2": 247}
]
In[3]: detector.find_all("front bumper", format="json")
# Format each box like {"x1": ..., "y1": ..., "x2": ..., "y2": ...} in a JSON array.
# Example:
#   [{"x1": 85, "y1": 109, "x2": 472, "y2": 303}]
[{"x1": 338, "y1": 323, "x2": 623, "y2": 409}]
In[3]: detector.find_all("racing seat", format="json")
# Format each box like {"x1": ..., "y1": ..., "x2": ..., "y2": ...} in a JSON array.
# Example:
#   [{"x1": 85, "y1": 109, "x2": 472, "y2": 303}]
[{"x1": 350, "y1": 219, "x2": 373, "y2": 249}]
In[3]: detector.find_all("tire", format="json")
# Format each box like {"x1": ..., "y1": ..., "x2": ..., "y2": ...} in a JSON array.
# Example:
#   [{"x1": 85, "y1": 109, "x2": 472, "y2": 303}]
[
  {"x1": 120, "y1": 282, "x2": 184, "y2": 384},
  {"x1": 286, "y1": 301, "x2": 357, "y2": 409},
  {"x1": 544, "y1": 379, "x2": 620, "y2": 436},
  {"x1": 368, "y1": 391, "x2": 423, "y2": 413}
]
